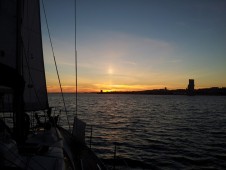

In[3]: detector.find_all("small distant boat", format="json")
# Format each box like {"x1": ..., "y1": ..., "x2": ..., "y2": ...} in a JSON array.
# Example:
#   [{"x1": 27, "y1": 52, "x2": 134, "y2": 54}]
[{"x1": 0, "y1": 0, "x2": 106, "y2": 169}]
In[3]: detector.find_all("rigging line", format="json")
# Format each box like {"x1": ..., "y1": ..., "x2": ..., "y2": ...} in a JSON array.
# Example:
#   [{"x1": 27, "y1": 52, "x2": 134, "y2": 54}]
[
  {"x1": 21, "y1": 40, "x2": 43, "y2": 109},
  {"x1": 41, "y1": 0, "x2": 71, "y2": 130},
  {"x1": 23, "y1": 0, "x2": 36, "y2": 102},
  {"x1": 25, "y1": 0, "x2": 32, "y2": 101},
  {"x1": 75, "y1": 0, "x2": 78, "y2": 118}
]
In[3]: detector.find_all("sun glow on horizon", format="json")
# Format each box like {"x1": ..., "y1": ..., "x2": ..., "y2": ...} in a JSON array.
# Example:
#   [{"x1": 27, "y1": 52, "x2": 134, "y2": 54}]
[
  {"x1": 47, "y1": 84, "x2": 167, "y2": 93},
  {"x1": 108, "y1": 68, "x2": 113, "y2": 74},
  {"x1": 46, "y1": 82, "x2": 226, "y2": 93},
  {"x1": 44, "y1": 32, "x2": 226, "y2": 93}
]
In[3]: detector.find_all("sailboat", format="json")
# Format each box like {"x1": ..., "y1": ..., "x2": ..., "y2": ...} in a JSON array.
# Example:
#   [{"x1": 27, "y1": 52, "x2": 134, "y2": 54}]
[{"x1": 0, "y1": 0, "x2": 106, "y2": 169}]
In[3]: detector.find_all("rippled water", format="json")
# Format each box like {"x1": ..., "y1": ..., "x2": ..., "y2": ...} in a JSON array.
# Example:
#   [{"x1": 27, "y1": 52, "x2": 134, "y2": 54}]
[{"x1": 48, "y1": 93, "x2": 226, "y2": 169}]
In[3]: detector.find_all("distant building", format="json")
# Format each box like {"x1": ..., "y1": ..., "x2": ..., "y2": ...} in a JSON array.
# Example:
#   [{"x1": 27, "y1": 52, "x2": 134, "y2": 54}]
[{"x1": 187, "y1": 79, "x2": 195, "y2": 95}]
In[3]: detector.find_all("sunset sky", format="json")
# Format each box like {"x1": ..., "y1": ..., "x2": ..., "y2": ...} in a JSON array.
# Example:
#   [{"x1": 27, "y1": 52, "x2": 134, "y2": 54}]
[{"x1": 41, "y1": 0, "x2": 226, "y2": 92}]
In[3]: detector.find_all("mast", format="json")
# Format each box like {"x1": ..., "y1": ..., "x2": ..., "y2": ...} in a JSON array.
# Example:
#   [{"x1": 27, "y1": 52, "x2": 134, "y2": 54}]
[{"x1": 14, "y1": 0, "x2": 25, "y2": 144}]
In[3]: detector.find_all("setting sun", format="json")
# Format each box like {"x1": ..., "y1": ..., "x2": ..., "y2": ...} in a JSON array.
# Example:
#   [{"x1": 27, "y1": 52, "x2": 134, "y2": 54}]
[{"x1": 108, "y1": 67, "x2": 113, "y2": 74}]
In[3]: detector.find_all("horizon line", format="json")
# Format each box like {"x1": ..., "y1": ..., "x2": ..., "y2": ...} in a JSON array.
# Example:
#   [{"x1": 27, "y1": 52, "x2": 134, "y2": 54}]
[{"x1": 47, "y1": 86, "x2": 226, "y2": 93}]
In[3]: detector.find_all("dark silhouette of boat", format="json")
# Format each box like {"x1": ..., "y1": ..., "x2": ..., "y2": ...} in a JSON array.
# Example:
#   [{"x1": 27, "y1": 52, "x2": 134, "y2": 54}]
[{"x1": 0, "y1": 0, "x2": 106, "y2": 169}]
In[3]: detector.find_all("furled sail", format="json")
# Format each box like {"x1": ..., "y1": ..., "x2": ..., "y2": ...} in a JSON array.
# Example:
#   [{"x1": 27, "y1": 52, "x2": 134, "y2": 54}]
[{"x1": 0, "y1": 0, "x2": 49, "y2": 111}]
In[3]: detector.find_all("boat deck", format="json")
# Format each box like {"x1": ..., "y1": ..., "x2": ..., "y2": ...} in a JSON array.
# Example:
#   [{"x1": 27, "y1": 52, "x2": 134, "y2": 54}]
[{"x1": 58, "y1": 126, "x2": 107, "y2": 170}]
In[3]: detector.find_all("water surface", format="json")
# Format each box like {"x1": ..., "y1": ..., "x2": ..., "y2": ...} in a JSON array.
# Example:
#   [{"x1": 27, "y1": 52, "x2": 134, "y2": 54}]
[{"x1": 49, "y1": 94, "x2": 226, "y2": 169}]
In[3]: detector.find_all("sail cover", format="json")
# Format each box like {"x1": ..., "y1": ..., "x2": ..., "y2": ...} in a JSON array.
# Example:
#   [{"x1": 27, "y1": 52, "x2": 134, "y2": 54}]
[{"x1": 0, "y1": 0, "x2": 49, "y2": 111}]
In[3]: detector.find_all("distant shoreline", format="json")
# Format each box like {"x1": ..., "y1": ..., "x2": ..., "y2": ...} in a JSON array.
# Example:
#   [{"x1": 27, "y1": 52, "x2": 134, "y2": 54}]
[
  {"x1": 97, "y1": 87, "x2": 226, "y2": 96},
  {"x1": 48, "y1": 87, "x2": 226, "y2": 96}
]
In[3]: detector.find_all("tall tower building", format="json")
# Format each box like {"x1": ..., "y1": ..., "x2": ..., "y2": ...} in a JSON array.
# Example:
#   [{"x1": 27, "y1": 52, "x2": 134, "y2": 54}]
[{"x1": 187, "y1": 79, "x2": 195, "y2": 95}]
